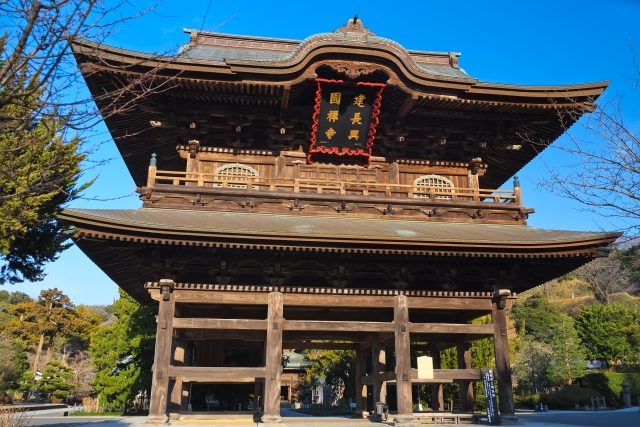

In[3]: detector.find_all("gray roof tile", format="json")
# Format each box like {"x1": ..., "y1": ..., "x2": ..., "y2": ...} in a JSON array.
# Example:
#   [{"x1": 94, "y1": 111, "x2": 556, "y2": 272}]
[{"x1": 63, "y1": 208, "x2": 615, "y2": 247}]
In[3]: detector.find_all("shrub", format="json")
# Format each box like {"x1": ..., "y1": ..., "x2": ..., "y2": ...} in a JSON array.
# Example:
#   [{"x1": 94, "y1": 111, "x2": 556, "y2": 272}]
[
  {"x1": 583, "y1": 373, "x2": 640, "y2": 407},
  {"x1": 516, "y1": 393, "x2": 546, "y2": 409},
  {"x1": 543, "y1": 385, "x2": 602, "y2": 409}
]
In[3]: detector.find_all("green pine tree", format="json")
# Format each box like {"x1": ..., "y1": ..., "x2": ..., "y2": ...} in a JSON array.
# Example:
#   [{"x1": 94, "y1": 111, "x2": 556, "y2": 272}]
[
  {"x1": 0, "y1": 35, "x2": 89, "y2": 285},
  {"x1": 38, "y1": 360, "x2": 75, "y2": 399},
  {"x1": 547, "y1": 316, "x2": 588, "y2": 386},
  {"x1": 575, "y1": 302, "x2": 640, "y2": 365},
  {"x1": 90, "y1": 289, "x2": 156, "y2": 409}
]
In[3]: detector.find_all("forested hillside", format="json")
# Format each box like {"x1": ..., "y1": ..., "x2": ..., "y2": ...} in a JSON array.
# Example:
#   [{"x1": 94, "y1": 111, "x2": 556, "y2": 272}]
[{"x1": 0, "y1": 288, "x2": 155, "y2": 410}]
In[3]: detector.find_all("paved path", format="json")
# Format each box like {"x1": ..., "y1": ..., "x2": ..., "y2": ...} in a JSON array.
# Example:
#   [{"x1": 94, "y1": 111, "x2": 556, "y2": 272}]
[
  {"x1": 21, "y1": 406, "x2": 640, "y2": 427},
  {"x1": 517, "y1": 408, "x2": 640, "y2": 427}
]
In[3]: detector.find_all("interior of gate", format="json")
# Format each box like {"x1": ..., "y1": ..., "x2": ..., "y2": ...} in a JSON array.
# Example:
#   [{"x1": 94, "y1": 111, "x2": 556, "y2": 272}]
[{"x1": 146, "y1": 280, "x2": 515, "y2": 423}]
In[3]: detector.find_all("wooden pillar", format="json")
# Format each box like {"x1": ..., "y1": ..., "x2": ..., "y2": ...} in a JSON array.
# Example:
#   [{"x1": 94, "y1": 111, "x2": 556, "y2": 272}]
[
  {"x1": 180, "y1": 342, "x2": 192, "y2": 411},
  {"x1": 388, "y1": 161, "x2": 400, "y2": 185},
  {"x1": 353, "y1": 349, "x2": 368, "y2": 417},
  {"x1": 275, "y1": 155, "x2": 286, "y2": 178},
  {"x1": 185, "y1": 141, "x2": 199, "y2": 186},
  {"x1": 430, "y1": 344, "x2": 444, "y2": 411},
  {"x1": 394, "y1": 295, "x2": 413, "y2": 424},
  {"x1": 492, "y1": 292, "x2": 515, "y2": 415},
  {"x1": 372, "y1": 335, "x2": 387, "y2": 408},
  {"x1": 168, "y1": 339, "x2": 186, "y2": 419},
  {"x1": 148, "y1": 279, "x2": 175, "y2": 423},
  {"x1": 457, "y1": 342, "x2": 474, "y2": 412},
  {"x1": 261, "y1": 292, "x2": 283, "y2": 424},
  {"x1": 253, "y1": 340, "x2": 265, "y2": 417}
]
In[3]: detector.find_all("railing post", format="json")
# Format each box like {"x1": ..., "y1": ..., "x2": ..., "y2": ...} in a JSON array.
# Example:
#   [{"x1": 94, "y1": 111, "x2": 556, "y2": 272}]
[
  {"x1": 147, "y1": 153, "x2": 157, "y2": 188},
  {"x1": 513, "y1": 175, "x2": 522, "y2": 206}
]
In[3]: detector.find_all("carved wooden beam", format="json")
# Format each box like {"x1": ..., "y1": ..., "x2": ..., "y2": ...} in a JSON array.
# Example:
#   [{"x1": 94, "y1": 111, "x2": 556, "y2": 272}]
[{"x1": 395, "y1": 93, "x2": 419, "y2": 125}]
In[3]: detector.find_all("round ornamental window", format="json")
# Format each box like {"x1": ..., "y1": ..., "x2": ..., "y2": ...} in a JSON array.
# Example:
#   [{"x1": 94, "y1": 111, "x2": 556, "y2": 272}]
[
  {"x1": 214, "y1": 163, "x2": 259, "y2": 188},
  {"x1": 413, "y1": 174, "x2": 454, "y2": 199}
]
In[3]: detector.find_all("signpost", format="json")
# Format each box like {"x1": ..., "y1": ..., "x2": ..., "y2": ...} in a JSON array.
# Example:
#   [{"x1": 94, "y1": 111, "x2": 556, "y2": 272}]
[{"x1": 481, "y1": 368, "x2": 500, "y2": 425}]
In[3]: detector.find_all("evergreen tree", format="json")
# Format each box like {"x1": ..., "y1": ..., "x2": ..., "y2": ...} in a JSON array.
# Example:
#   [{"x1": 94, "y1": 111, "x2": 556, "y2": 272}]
[
  {"x1": 513, "y1": 338, "x2": 553, "y2": 394},
  {"x1": 37, "y1": 360, "x2": 75, "y2": 399},
  {"x1": 90, "y1": 289, "x2": 156, "y2": 408},
  {"x1": 0, "y1": 337, "x2": 28, "y2": 392},
  {"x1": 574, "y1": 302, "x2": 640, "y2": 365},
  {"x1": 0, "y1": 36, "x2": 88, "y2": 285},
  {"x1": 5, "y1": 288, "x2": 76, "y2": 374},
  {"x1": 305, "y1": 349, "x2": 356, "y2": 401},
  {"x1": 547, "y1": 316, "x2": 588, "y2": 386},
  {"x1": 510, "y1": 293, "x2": 562, "y2": 341}
]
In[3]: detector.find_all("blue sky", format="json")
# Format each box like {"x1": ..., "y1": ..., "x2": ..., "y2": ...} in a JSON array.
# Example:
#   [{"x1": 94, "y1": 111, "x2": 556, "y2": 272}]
[{"x1": 13, "y1": 0, "x2": 640, "y2": 304}]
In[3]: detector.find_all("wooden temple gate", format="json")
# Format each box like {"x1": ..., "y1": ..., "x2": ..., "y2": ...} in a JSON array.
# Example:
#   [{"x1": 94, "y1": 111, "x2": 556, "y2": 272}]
[
  {"x1": 147, "y1": 281, "x2": 515, "y2": 423},
  {"x1": 66, "y1": 16, "x2": 621, "y2": 426}
]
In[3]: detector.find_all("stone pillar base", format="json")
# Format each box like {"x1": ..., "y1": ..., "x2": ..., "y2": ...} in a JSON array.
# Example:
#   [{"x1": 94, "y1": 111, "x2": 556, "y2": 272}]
[
  {"x1": 146, "y1": 414, "x2": 169, "y2": 424},
  {"x1": 394, "y1": 414, "x2": 418, "y2": 425},
  {"x1": 260, "y1": 414, "x2": 282, "y2": 424},
  {"x1": 168, "y1": 413, "x2": 180, "y2": 421}
]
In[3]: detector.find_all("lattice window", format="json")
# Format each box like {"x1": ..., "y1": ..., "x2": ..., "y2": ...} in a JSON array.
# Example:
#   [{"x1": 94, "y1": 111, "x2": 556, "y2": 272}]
[
  {"x1": 413, "y1": 174, "x2": 454, "y2": 199},
  {"x1": 214, "y1": 163, "x2": 259, "y2": 189}
]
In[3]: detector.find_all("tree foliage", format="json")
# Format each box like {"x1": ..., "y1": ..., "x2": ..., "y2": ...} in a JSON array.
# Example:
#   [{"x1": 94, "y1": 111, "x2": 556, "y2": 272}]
[
  {"x1": 511, "y1": 293, "x2": 562, "y2": 341},
  {"x1": 0, "y1": 337, "x2": 28, "y2": 392},
  {"x1": 305, "y1": 349, "x2": 356, "y2": 401},
  {"x1": 5, "y1": 288, "x2": 75, "y2": 348},
  {"x1": 547, "y1": 316, "x2": 588, "y2": 386},
  {"x1": 90, "y1": 289, "x2": 156, "y2": 408},
  {"x1": 514, "y1": 338, "x2": 553, "y2": 394},
  {"x1": 574, "y1": 302, "x2": 640, "y2": 364},
  {"x1": 0, "y1": 35, "x2": 87, "y2": 284},
  {"x1": 0, "y1": 0, "x2": 168, "y2": 284},
  {"x1": 37, "y1": 360, "x2": 75, "y2": 399}
]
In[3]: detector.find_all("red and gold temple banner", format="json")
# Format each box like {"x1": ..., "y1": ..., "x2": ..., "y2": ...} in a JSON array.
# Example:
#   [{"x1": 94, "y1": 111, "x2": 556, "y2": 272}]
[{"x1": 308, "y1": 79, "x2": 384, "y2": 166}]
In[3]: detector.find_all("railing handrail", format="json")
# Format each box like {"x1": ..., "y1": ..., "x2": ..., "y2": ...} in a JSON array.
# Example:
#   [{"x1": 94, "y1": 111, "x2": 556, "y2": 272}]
[
  {"x1": 154, "y1": 170, "x2": 514, "y2": 193},
  {"x1": 151, "y1": 169, "x2": 519, "y2": 204}
]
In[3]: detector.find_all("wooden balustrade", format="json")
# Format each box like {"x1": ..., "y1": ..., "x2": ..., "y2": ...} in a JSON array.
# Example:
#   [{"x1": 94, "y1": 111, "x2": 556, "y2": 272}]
[{"x1": 150, "y1": 169, "x2": 520, "y2": 205}]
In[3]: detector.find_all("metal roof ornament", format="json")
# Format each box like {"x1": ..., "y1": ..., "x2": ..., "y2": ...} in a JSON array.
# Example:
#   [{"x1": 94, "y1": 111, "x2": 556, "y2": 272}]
[
  {"x1": 513, "y1": 175, "x2": 520, "y2": 188},
  {"x1": 335, "y1": 14, "x2": 375, "y2": 36},
  {"x1": 150, "y1": 153, "x2": 157, "y2": 167}
]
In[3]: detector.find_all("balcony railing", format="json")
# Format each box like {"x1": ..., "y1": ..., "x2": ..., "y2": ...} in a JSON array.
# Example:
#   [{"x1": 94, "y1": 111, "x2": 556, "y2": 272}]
[{"x1": 147, "y1": 169, "x2": 522, "y2": 205}]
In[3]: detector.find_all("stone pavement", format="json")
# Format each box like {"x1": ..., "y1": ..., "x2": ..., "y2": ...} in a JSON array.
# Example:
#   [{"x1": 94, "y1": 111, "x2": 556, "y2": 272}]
[{"x1": 22, "y1": 406, "x2": 640, "y2": 427}]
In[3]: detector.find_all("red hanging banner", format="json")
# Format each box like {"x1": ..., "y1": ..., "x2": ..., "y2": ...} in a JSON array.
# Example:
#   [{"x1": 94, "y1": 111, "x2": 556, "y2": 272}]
[{"x1": 308, "y1": 78, "x2": 384, "y2": 167}]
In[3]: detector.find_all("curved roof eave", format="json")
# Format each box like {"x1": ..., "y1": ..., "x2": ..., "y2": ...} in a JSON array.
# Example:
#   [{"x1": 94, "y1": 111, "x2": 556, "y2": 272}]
[
  {"x1": 72, "y1": 38, "x2": 608, "y2": 101},
  {"x1": 59, "y1": 208, "x2": 621, "y2": 252}
]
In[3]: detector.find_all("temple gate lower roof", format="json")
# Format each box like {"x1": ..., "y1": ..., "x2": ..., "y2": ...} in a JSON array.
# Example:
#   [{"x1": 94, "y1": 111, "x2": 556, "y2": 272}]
[{"x1": 60, "y1": 208, "x2": 620, "y2": 303}]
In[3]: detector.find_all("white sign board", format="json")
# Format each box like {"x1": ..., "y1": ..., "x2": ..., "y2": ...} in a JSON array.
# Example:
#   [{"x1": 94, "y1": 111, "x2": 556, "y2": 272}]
[{"x1": 417, "y1": 356, "x2": 433, "y2": 379}]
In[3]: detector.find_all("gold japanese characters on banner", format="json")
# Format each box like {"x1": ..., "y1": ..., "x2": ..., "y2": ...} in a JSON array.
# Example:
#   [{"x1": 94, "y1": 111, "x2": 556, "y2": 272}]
[{"x1": 308, "y1": 79, "x2": 384, "y2": 166}]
